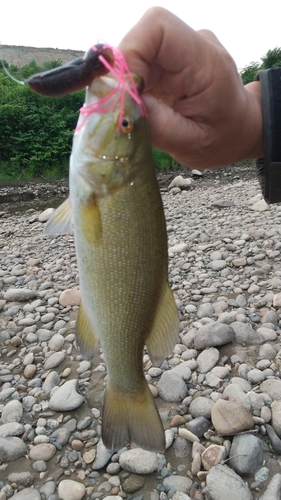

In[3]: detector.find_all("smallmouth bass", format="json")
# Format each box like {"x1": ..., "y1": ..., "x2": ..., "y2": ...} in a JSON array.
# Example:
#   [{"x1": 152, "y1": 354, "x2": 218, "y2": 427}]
[{"x1": 45, "y1": 47, "x2": 179, "y2": 453}]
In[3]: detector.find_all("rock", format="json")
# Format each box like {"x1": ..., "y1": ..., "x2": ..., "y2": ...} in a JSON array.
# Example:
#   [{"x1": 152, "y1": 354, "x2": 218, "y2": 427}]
[
  {"x1": 39, "y1": 207, "x2": 55, "y2": 222},
  {"x1": 157, "y1": 371, "x2": 188, "y2": 402},
  {"x1": 168, "y1": 175, "x2": 194, "y2": 190},
  {"x1": 121, "y1": 474, "x2": 146, "y2": 493},
  {"x1": 4, "y1": 288, "x2": 37, "y2": 302},
  {"x1": 169, "y1": 243, "x2": 188, "y2": 253},
  {"x1": 259, "y1": 473, "x2": 281, "y2": 499},
  {"x1": 265, "y1": 424, "x2": 281, "y2": 454},
  {"x1": 201, "y1": 444, "x2": 227, "y2": 470},
  {"x1": 211, "y1": 200, "x2": 235, "y2": 208},
  {"x1": 260, "y1": 379, "x2": 281, "y2": 400},
  {"x1": 251, "y1": 199, "x2": 270, "y2": 211},
  {"x1": 206, "y1": 464, "x2": 253, "y2": 500},
  {"x1": 196, "y1": 348, "x2": 220, "y2": 373},
  {"x1": 29, "y1": 443, "x2": 56, "y2": 461},
  {"x1": 119, "y1": 448, "x2": 158, "y2": 474},
  {"x1": 230, "y1": 321, "x2": 263, "y2": 345},
  {"x1": 91, "y1": 438, "x2": 114, "y2": 470},
  {"x1": 0, "y1": 422, "x2": 24, "y2": 437},
  {"x1": 194, "y1": 322, "x2": 235, "y2": 350},
  {"x1": 0, "y1": 436, "x2": 27, "y2": 461},
  {"x1": 7, "y1": 472, "x2": 34, "y2": 487},
  {"x1": 1, "y1": 399, "x2": 23, "y2": 423},
  {"x1": 49, "y1": 380, "x2": 84, "y2": 411},
  {"x1": 57, "y1": 480, "x2": 85, "y2": 500},
  {"x1": 211, "y1": 399, "x2": 255, "y2": 435},
  {"x1": 163, "y1": 475, "x2": 193, "y2": 493},
  {"x1": 228, "y1": 434, "x2": 263, "y2": 476},
  {"x1": 271, "y1": 400, "x2": 281, "y2": 438},
  {"x1": 189, "y1": 397, "x2": 214, "y2": 419},
  {"x1": 59, "y1": 288, "x2": 81, "y2": 306},
  {"x1": 186, "y1": 416, "x2": 211, "y2": 437},
  {"x1": 10, "y1": 489, "x2": 41, "y2": 500},
  {"x1": 44, "y1": 351, "x2": 66, "y2": 369}
]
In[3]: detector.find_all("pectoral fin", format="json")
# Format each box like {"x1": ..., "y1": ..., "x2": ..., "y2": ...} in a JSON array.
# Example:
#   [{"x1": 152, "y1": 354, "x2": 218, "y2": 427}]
[
  {"x1": 76, "y1": 302, "x2": 99, "y2": 360},
  {"x1": 145, "y1": 282, "x2": 179, "y2": 366},
  {"x1": 80, "y1": 200, "x2": 102, "y2": 244},
  {"x1": 44, "y1": 197, "x2": 73, "y2": 235}
]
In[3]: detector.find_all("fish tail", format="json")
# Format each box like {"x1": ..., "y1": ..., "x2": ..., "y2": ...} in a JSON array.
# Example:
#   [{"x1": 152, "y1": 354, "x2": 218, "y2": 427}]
[{"x1": 102, "y1": 382, "x2": 165, "y2": 453}]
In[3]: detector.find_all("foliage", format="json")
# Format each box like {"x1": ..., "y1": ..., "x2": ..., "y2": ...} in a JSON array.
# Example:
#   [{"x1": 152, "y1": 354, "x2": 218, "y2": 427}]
[
  {"x1": 240, "y1": 46, "x2": 281, "y2": 84},
  {"x1": 0, "y1": 60, "x2": 84, "y2": 183},
  {"x1": 153, "y1": 148, "x2": 179, "y2": 171},
  {"x1": 240, "y1": 62, "x2": 260, "y2": 85}
]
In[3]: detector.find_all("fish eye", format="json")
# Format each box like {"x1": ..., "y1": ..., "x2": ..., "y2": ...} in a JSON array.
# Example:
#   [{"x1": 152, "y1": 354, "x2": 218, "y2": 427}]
[{"x1": 120, "y1": 116, "x2": 133, "y2": 133}]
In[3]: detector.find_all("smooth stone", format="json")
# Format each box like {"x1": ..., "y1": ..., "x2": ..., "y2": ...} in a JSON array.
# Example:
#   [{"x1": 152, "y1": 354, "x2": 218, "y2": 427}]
[
  {"x1": 189, "y1": 397, "x2": 214, "y2": 419},
  {"x1": 39, "y1": 207, "x2": 55, "y2": 222},
  {"x1": 57, "y1": 480, "x2": 85, "y2": 500},
  {"x1": 211, "y1": 200, "x2": 235, "y2": 207},
  {"x1": 206, "y1": 464, "x2": 253, "y2": 500},
  {"x1": 259, "y1": 473, "x2": 281, "y2": 499},
  {"x1": 7, "y1": 472, "x2": 34, "y2": 487},
  {"x1": 122, "y1": 474, "x2": 146, "y2": 493},
  {"x1": 251, "y1": 199, "x2": 270, "y2": 211},
  {"x1": 0, "y1": 422, "x2": 24, "y2": 437},
  {"x1": 1, "y1": 399, "x2": 23, "y2": 423},
  {"x1": 265, "y1": 425, "x2": 281, "y2": 454},
  {"x1": 50, "y1": 427, "x2": 70, "y2": 446},
  {"x1": 42, "y1": 371, "x2": 60, "y2": 393},
  {"x1": 59, "y1": 289, "x2": 81, "y2": 306},
  {"x1": 4, "y1": 288, "x2": 37, "y2": 302},
  {"x1": 197, "y1": 303, "x2": 214, "y2": 318},
  {"x1": 194, "y1": 322, "x2": 235, "y2": 350},
  {"x1": 29, "y1": 443, "x2": 56, "y2": 461},
  {"x1": 91, "y1": 438, "x2": 114, "y2": 470},
  {"x1": 44, "y1": 352, "x2": 65, "y2": 370},
  {"x1": 230, "y1": 321, "x2": 263, "y2": 345},
  {"x1": 10, "y1": 489, "x2": 41, "y2": 500},
  {"x1": 49, "y1": 380, "x2": 84, "y2": 411},
  {"x1": 119, "y1": 448, "x2": 158, "y2": 474},
  {"x1": 48, "y1": 334, "x2": 65, "y2": 351},
  {"x1": 186, "y1": 416, "x2": 211, "y2": 437},
  {"x1": 228, "y1": 434, "x2": 263, "y2": 476},
  {"x1": 196, "y1": 348, "x2": 220, "y2": 373},
  {"x1": 260, "y1": 379, "x2": 281, "y2": 401},
  {"x1": 271, "y1": 400, "x2": 281, "y2": 438},
  {"x1": 211, "y1": 260, "x2": 227, "y2": 271},
  {"x1": 211, "y1": 399, "x2": 254, "y2": 435},
  {"x1": 201, "y1": 444, "x2": 227, "y2": 470},
  {"x1": 157, "y1": 371, "x2": 188, "y2": 402},
  {"x1": 163, "y1": 475, "x2": 192, "y2": 493},
  {"x1": 173, "y1": 437, "x2": 192, "y2": 459},
  {"x1": 0, "y1": 436, "x2": 27, "y2": 461}
]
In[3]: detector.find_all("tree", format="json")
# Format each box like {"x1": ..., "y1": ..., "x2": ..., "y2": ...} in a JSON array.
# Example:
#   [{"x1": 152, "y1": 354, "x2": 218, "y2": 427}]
[{"x1": 260, "y1": 47, "x2": 281, "y2": 69}]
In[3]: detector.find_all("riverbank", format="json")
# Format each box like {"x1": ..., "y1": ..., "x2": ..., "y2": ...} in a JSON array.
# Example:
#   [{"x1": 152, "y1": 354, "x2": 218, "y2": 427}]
[{"x1": 1, "y1": 164, "x2": 281, "y2": 499}]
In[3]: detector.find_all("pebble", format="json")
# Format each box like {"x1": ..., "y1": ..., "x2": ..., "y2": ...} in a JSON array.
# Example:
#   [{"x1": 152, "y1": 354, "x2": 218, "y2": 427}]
[
  {"x1": 206, "y1": 464, "x2": 253, "y2": 500},
  {"x1": 119, "y1": 448, "x2": 158, "y2": 474},
  {"x1": 57, "y1": 480, "x2": 85, "y2": 500},
  {"x1": 49, "y1": 379, "x2": 84, "y2": 411},
  {"x1": 211, "y1": 399, "x2": 255, "y2": 435}
]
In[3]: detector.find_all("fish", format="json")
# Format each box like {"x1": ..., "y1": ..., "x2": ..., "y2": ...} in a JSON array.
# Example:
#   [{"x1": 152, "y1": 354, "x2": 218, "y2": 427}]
[{"x1": 44, "y1": 46, "x2": 179, "y2": 453}]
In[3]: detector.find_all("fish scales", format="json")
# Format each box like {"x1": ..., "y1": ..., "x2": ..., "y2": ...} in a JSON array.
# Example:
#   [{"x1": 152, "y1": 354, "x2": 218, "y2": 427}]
[{"x1": 44, "y1": 54, "x2": 179, "y2": 452}]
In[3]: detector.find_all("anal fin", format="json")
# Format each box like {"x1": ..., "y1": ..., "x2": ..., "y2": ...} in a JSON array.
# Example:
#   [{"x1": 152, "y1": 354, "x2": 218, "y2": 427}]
[
  {"x1": 145, "y1": 282, "x2": 179, "y2": 366},
  {"x1": 76, "y1": 302, "x2": 99, "y2": 360}
]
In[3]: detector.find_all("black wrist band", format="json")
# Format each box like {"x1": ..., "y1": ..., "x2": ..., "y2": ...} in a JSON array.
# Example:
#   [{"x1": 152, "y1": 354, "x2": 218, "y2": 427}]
[{"x1": 255, "y1": 68, "x2": 281, "y2": 204}]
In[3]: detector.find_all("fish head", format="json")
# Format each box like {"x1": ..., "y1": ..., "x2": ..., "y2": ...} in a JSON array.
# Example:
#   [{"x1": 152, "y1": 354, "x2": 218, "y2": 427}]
[{"x1": 72, "y1": 74, "x2": 149, "y2": 194}]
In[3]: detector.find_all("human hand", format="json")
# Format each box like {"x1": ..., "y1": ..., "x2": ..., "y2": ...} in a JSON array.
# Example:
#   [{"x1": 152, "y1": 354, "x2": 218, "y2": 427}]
[{"x1": 119, "y1": 7, "x2": 263, "y2": 168}]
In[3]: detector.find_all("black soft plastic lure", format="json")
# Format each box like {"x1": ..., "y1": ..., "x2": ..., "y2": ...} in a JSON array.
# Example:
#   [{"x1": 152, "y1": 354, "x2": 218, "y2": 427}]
[{"x1": 2, "y1": 44, "x2": 114, "y2": 97}]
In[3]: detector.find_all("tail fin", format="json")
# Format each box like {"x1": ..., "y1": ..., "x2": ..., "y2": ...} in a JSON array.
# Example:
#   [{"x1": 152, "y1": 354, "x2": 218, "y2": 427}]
[{"x1": 102, "y1": 382, "x2": 165, "y2": 453}]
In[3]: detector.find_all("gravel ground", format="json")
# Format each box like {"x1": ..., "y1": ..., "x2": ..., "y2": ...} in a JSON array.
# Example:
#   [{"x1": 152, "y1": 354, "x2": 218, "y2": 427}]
[{"x1": 1, "y1": 163, "x2": 281, "y2": 500}]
